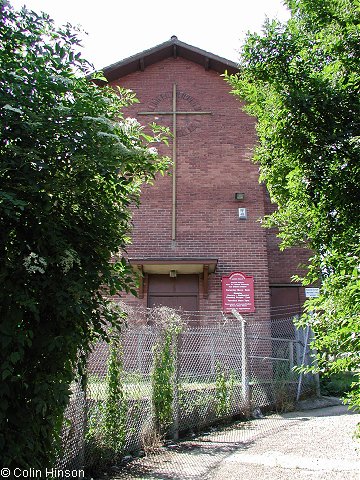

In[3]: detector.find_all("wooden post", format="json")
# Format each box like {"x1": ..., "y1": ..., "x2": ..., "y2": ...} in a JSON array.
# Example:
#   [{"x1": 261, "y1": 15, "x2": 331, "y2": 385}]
[
  {"x1": 241, "y1": 318, "x2": 250, "y2": 409},
  {"x1": 79, "y1": 379, "x2": 86, "y2": 470}
]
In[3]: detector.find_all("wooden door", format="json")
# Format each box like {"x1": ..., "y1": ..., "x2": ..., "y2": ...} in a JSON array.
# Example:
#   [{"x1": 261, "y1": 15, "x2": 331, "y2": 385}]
[
  {"x1": 148, "y1": 274, "x2": 199, "y2": 311},
  {"x1": 148, "y1": 274, "x2": 199, "y2": 325}
]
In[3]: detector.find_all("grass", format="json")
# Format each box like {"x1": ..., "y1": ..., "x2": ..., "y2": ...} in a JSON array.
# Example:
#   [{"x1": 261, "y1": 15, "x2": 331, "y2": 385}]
[{"x1": 87, "y1": 375, "x2": 241, "y2": 401}]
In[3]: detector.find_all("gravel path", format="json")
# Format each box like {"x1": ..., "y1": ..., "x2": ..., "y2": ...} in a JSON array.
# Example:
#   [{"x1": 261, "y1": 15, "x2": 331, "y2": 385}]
[
  {"x1": 108, "y1": 401, "x2": 360, "y2": 480},
  {"x1": 210, "y1": 405, "x2": 360, "y2": 479}
]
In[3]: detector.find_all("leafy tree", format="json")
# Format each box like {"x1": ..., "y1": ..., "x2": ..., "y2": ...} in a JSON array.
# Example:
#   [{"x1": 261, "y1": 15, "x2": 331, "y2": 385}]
[
  {"x1": 0, "y1": 0, "x2": 168, "y2": 467},
  {"x1": 227, "y1": 0, "x2": 360, "y2": 409}
]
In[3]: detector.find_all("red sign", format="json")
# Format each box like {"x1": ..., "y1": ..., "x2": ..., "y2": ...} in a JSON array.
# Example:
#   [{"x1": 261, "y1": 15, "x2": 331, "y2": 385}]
[{"x1": 222, "y1": 272, "x2": 255, "y2": 313}]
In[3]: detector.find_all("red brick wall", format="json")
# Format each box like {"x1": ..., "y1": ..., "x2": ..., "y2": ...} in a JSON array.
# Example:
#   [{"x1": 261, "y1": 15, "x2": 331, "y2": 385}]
[
  {"x1": 109, "y1": 56, "x2": 307, "y2": 322},
  {"x1": 263, "y1": 188, "x2": 310, "y2": 286}
]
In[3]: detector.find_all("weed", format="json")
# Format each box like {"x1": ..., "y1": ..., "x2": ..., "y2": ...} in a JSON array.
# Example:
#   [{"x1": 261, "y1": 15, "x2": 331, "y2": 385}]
[
  {"x1": 215, "y1": 363, "x2": 235, "y2": 417},
  {"x1": 85, "y1": 338, "x2": 127, "y2": 471}
]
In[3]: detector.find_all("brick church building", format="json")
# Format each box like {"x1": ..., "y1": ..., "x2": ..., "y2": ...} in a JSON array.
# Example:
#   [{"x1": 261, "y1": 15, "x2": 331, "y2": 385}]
[{"x1": 103, "y1": 36, "x2": 310, "y2": 323}]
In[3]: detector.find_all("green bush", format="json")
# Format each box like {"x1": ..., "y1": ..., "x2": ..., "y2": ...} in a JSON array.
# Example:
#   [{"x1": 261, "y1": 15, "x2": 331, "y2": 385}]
[
  {"x1": 320, "y1": 373, "x2": 358, "y2": 397},
  {"x1": 151, "y1": 309, "x2": 183, "y2": 435},
  {"x1": 226, "y1": 0, "x2": 360, "y2": 413},
  {"x1": 215, "y1": 363, "x2": 235, "y2": 418},
  {"x1": 0, "y1": 1, "x2": 168, "y2": 467}
]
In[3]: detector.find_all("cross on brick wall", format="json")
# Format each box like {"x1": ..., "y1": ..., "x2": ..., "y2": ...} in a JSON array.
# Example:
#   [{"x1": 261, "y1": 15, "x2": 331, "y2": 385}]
[{"x1": 138, "y1": 83, "x2": 212, "y2": 241}]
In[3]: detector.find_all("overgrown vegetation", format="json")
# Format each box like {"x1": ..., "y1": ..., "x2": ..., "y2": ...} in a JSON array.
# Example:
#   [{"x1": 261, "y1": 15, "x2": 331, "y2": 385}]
[
  {"x1": 78, "y1": 317, "x2": 312, "y2": 471},
  {"x1": 151, "y1": 311, "x2": 183, "y2": 435},
  {"x1": 0, "y1": 1, "x2": 168, "y2": 467},
  {"x1": 86, "y1": 338, "x2": 127, "y2": 471},
  {"x1": 320, "y1": 372, "x2": 357, "y2": 398},
  {"x1": 227, "y1": 0, "x2": 360, "y2": 411},
  {"x1": 272, "y1": 360, "x2": 297, "y2": 412},
  {"x1": 215, "y1": 363, "x2": 235, "y2": 417},
  {"x1": 103, "y1": 342, "x2": 127, "y2": 457}
]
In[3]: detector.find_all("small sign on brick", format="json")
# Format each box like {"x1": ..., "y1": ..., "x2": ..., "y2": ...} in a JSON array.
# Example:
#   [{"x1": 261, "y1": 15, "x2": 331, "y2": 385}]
[{"x1": 305, "y1": 287, "x2": 320, "y2": 298}]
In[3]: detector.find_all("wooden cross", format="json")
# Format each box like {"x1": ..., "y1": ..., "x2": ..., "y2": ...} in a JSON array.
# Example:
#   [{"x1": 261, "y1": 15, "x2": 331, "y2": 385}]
[{"x1": 138, "y1": 83, "x2": 212, "y2": 241}]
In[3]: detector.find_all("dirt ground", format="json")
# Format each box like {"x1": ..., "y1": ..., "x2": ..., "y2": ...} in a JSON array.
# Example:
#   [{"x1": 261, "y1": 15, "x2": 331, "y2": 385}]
[{"x1": 102, "y1": 397, "x2": 360, "y2": 480}]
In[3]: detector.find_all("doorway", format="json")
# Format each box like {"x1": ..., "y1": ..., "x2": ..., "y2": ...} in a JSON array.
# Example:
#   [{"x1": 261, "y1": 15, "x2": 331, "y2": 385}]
[{"x1": 147, "y1": 274, "x2": 199, "y2": 312}]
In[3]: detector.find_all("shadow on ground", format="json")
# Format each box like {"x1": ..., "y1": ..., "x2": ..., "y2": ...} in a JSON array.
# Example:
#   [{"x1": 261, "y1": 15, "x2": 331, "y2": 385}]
[{"x1": 100, "y1": 398, "x2": 350, "y2": 480}]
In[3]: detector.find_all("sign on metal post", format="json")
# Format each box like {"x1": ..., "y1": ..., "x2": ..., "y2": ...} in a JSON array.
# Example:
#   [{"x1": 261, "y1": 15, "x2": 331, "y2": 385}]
[{"x1": 222, "y1": 272, "x2": 255, "y2": 313}]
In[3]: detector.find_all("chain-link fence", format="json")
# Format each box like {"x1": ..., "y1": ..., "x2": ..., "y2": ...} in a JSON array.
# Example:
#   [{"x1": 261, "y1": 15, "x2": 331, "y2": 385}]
[
  {"x1": 56, "y1": 382, "x2": 86, "y2": 471},
  {"x1": 57, "y1": 308, "x2": 319, "y2": 474},
  {"x1": 246, "y1": 316, "x2": 319, "y2": 412}
]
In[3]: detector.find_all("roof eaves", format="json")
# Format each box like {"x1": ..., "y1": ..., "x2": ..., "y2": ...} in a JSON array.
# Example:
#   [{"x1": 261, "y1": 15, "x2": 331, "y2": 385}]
[{"x1": 101, "y1": 36, "x2": 239, "y2": 81}]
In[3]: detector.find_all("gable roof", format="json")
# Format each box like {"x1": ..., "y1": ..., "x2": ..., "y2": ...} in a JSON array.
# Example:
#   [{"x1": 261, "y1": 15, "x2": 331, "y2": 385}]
[{"x1": 101, "y1": 36, "x2": 239, "y2": 81}]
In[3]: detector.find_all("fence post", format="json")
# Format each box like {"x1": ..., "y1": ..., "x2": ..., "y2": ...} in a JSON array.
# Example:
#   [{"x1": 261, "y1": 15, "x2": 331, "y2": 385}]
[
  {"x1": 294, "y1": 326, "x2": 302, "y2": 367},
  {"x1": 210, "y1": 334, "x2": 215, "y2": 375},
  {"x1": 296, "y1": 324, "x2": 310, "y2": 401},
  {"x1": 309, "y1": 328, "x2": 321, "y2": 397},
  {"x1": 232, "y1": 310, "x2": 250, "y2": 411},
  {"x1": 288, "y1": 341, "x2": 294, "y2": 372},
  {"x1": 137, "y1": 331, "x2": 143, "y2": 373}
]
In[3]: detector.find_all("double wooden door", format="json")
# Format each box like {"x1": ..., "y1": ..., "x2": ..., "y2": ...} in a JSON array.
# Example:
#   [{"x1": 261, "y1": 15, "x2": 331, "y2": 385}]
[{"x1": 147, "y1": 274, "x2": 199, "y2": 313}]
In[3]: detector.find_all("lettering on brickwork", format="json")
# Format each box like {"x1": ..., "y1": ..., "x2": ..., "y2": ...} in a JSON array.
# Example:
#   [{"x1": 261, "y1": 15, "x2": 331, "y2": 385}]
[{"x1": 147, "y1": 90, "x2": 204, "y2": 137}]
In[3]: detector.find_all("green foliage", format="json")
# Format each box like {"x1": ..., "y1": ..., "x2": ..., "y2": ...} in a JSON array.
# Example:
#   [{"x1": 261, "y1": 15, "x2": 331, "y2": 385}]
[
  {"x1": 0, "y1": 1, "x2": 168, "y2": 467},
  {"x1": 215, "y1": 363, "x2": 235, "y2": 417},
  {"x1": 86, "y1": 340, "x2": 127, "y2": 470},
  {"x1": 178, "y1": 385, "x2": 214, "y2": 426},
  {"x1": 226, "y1": 0, "x2": 360, "y2": 410},
  {"x1": 151, "y1": 330, "x2": 176, "y2": 433},
  {"x1": 104, "y1": 340, "x2": 127, "y2": 457},
  {"x1": 320, "y1": 372, "x2": 358, "y2": 397},
  {"x1": 151, "y1": 317, "x2": 182, "y2": 434}
]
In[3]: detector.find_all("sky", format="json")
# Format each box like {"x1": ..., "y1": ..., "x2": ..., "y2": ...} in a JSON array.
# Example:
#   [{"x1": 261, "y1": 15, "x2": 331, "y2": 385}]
[{"x1": 10, "y1": 0, "x2": 290, "y2": 70}]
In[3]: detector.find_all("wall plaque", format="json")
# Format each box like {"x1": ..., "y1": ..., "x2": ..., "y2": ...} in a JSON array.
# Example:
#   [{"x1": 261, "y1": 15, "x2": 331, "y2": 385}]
[{"x1": 222, "y1": 272, "x2": 255, "y2": 313}]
